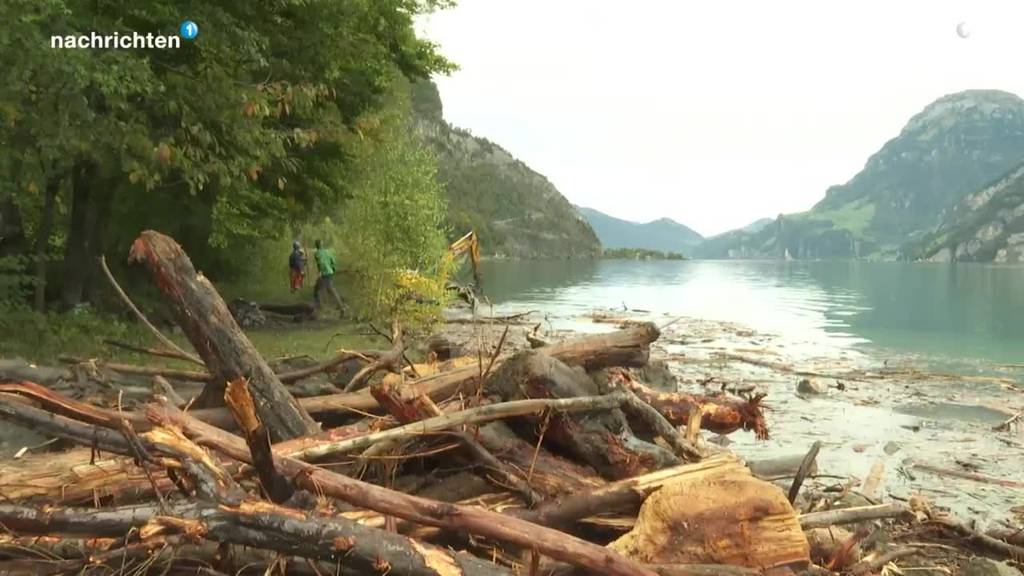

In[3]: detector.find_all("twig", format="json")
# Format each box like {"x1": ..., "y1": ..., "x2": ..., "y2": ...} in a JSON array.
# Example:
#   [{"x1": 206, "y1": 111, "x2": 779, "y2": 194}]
[
  {"x1": 117, "y1": 419, "x2": 168, "y2": 514},
  {"x1": 848, "y1": 547, "x2": 919, "y2": 576},
  {"x1": 909, "y1": 460, "x2": 1024, "y2": 488},
  {"x1": 99, "y1": 255, "x2": 202, "y2": 366},
  {"x1": 994, "y1": 410, "x2": 1022, "y2": 431},
  {"x1": 788, "y1": 440, "x2": 821, "y2": 504},
  {"x1": 102, "y1": 340, "x2": 197, "y2": 364},
  {"x1": 527, "y1": 412, "x2": 552, "y2": 483},
  {"x1": 368, "y1": 322, "x2": 418, "y2": 379},
  {"x1": 481, "y1": 325, "x2": 509, "y2": 383}
]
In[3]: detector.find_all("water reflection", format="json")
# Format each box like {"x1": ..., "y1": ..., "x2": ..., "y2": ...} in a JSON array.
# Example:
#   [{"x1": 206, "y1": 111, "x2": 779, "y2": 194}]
[{"x1": 480, "y1": 259, "x2": 1024, "y2": 365}]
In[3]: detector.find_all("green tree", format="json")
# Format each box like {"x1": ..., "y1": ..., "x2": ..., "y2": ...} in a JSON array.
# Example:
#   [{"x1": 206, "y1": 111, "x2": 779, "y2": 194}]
[
  {"x1": 0, "y1": 0, "x2": 454, "y2": 310},
  {"x1": 334, "y1": 114, "x2": 451, "y2": 330}
]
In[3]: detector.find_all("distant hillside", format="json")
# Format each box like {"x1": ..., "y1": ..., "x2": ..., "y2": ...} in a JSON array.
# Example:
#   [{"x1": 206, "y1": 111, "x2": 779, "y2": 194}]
[
  {"x1": 697, "y1": 90, "x2": 1024, "y2": 260},
  {"x1": 411, "y1": 81, "x2": 600, "y2": 259},
  {"x1": 577, "y1": 207, "x2": 703, "y2": 255},
  {"x1": 739, "y1": 218, "x2": 774, "y2": 234},
  {"x1": 912, "y1": 161, "x2": 1024, "y2": 262}
]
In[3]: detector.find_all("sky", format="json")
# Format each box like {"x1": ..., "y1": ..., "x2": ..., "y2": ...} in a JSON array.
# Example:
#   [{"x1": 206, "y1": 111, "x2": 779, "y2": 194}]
[{"x1": 417, "y1": 0, "x2": 1024, "y2": 237}]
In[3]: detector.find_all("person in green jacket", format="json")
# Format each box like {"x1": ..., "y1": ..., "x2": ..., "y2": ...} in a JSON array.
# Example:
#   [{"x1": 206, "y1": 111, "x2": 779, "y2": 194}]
[{"x1": 313, "y1": 239, "x2": 344, "y2": 316}]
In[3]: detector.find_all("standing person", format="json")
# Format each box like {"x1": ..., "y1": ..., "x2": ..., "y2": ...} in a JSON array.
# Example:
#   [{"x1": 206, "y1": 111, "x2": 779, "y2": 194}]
[
  {"x1": 288, "y1": 240, "x2": 306, "y2": 293},
  {"x1": 313, "y1": 239, "x2": 344, "y2": 316}
]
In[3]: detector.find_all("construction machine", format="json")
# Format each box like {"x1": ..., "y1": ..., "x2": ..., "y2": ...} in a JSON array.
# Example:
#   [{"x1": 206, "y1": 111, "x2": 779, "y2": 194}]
[{"x1": 397, "y1": 230, "x2": 482, "y2": 307}]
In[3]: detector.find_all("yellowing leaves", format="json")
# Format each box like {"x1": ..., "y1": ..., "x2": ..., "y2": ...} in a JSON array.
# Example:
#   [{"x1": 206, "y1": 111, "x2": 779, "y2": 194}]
[
  {"x1": 152, "y1": 143, "x2": 172, "y2": 165},
  {"x1": 247, "y1": 166, "x2": 262, "y2": 181}
]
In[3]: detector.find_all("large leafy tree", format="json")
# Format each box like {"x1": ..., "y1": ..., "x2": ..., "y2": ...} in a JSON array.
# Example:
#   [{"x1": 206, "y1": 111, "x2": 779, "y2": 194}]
[{"x1": 0, "y1": 0, "x2": 453, "y2": 308}]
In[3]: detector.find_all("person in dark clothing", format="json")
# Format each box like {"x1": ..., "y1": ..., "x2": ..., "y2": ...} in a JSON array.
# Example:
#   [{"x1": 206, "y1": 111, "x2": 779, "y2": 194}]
[
  {"x1": 288, "y1": 240, "x2": 306, "y2": 293},
  {"x1": 313, "y1": 239, "x2": 344, "y2": 315}
]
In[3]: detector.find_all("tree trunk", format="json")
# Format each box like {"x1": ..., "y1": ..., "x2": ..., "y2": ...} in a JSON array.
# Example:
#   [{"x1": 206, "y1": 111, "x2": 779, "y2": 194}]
[
  {"x1": 128, "y1": 230, "x2": 318, "y2": 441},
  {"x1": 484, "y1": 350, "x2": 679, "y2": 480},
  {"x1": 620, "y1": 374, "x2": 770, "y2": 440},
  {"x1": 192, "y1": 323, "x2": 665, "y2": 426},
  {"x1": 0, "y1": 501, "x2": 513, "y2": 576},
  {"x1": 609, "y1": 468, "x2": 810, "y2": 571},
  {"x1": 61, "y1": 162, "x2": 97, "y2": 309},
  {"x1": 82, "y1": 182, "x2": 116, "y2": 303},
  {"x1": 151, "y1": 404, "x2": 661, "y2": 576},
  {"x1": 32, "y1": 175, "x2": 60, "y2": 311}
]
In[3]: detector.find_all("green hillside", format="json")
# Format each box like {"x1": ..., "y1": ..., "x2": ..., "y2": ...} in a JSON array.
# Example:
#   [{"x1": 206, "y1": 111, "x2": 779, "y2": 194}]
[
  {"x1": 412, "y1": 82, "x2": 600, "y2": 259},
  {"x1": 577, "y1": 207, "x2": 703, "y2": 255},
  {"x1": 696, "y1": 90, "x2": 1024, "y2": 260}
]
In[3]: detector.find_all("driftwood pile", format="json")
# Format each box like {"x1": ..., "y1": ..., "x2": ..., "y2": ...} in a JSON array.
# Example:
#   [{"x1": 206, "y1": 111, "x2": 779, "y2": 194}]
[{"x1": 0, "y1": 231, "x2": 1020, "y2": 576}]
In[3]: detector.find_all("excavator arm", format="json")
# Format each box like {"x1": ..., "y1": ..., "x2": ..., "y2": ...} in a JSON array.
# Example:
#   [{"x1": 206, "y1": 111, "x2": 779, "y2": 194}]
[{"x1": 448, "y1": 230, "x2": 481, "y2": 288}]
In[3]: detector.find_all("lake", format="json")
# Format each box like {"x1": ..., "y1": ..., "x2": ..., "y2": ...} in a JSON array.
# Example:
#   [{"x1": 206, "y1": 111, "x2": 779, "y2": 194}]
[{"x1": 477, "y1": 259, "x2": 1024, "y2": 368}]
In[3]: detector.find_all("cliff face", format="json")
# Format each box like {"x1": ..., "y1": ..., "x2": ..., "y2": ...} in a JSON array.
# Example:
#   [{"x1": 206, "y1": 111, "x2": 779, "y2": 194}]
[
  {"x1": 696, "y1": 90, "x2": 1024, "y2": 260},
  {"x1": 914, "y1": 162, "x2": 1024, "y2": 262},
  {"x1": 411, "y1": 82, "x2": 600, "y2": 259}
]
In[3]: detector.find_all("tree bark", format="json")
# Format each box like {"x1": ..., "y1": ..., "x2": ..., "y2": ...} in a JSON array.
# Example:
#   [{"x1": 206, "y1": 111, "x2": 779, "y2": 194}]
[
  {"x1": 151, "y1": 403, "x2": 660, "y2": 576},
  {"x1": 190, "y1": 323, "x2": 664, "y2": 425},
  {"x1": 128, "y1": 230, "x2": 317, "y2": 440},
  {"x1": 485, "y1": 351, "x2": 678, "y2": 480},
  {"x1": 32, "y1": 175, "x2": 60, "y2": 311},
  {"x1": 0, "y1": 501, "x2": 513, "y2": 576},
  {"x1": 60, "y1": 162, "x2": 96, "y2": 309},
  {"x1": 620, "y1": 375, "x2": 769, "y2": 440},
  {"x1": 514, "y1": 454, "x2": 746, "y2": 530}
]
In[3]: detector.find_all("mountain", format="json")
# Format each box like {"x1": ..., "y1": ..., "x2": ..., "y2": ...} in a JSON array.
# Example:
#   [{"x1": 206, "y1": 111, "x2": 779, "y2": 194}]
[
  {"x1": 577, "y1": 207, "x2": 703, "y2": 254},
  {"x1": 913, "y1": 161, "x2": 1024, "y2": 262},
  {"x1": 696, "y1": 90, "x2": 1024, "y2": 260},
  {"x1": 411, "y1": 81, "x2": 600, "y2": 259},
  {"x1": 739, "y1": 218, "x2": 774, "y2": 234}
]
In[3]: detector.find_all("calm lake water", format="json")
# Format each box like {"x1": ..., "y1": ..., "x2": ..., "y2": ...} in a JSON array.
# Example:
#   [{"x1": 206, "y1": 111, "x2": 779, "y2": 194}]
[{"x1": 477, "y1": 259, "x2": 1024, "y2": 368}]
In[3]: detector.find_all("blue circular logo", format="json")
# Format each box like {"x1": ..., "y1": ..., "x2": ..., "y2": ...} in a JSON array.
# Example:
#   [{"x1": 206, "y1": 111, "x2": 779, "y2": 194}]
[{"x1": 179, "y1": 20, "x2": 198, "y2": 40}]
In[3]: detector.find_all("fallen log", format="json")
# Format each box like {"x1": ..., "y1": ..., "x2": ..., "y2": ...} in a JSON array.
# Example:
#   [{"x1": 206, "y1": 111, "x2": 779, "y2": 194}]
[
  {"x1": 485, "y1": 350, "x2": 678, "y2": 479},
  {"x1": 929, "y1": 513, "x2": 1024, "y2": 560},
  {"x1": 0, "y1": 447, "x2": 171, "y2": 504},
  {"x1": 194, "y1": 322, "x2": 665, "y2": 426},
  {"x1": 128, "y1": 230, "x2": 318, "y2": 440},
  {"x1": 745, "y1": 453, "x2": 818, "y2": 479},
  {"x1": 475, "y1": 420, "x2": 605, "y2": 498},
  {"x1": 369, "y1": 383, "x2": 542, "y2": 506},
  {"x1": 798, "y1": 503, "x2": 913, "y2": 529},
  {"x1": 288, "y1": 393, "x2": 636, "y2": 462},
  {"x1": 151, "y1": 402, "x2": 661, "y2": 576},
  {"x1": 0, "y1": 388, "x2": 657, "y2": 576},
  {"x1": 611, "y1": 371, "x2": 702, "y2": 461},
  {"x1": 620, "y1": 374, "x2": 769, "y2": 439},
  {"x1": 59, "y1": 356, "x2": 212, "y2": 382},
  {"x1": 909, "y1": 460, "x2": 1024, "y2": 489},
  {"x1": 0, "y1": 500, "x2": 513, "y2": 576},
  {"x1": 514, "y1": 454, "x2": 746, "y2": 529},
  {"x1": 258, "y1": 301, "x2": 315, "y2": 316}
]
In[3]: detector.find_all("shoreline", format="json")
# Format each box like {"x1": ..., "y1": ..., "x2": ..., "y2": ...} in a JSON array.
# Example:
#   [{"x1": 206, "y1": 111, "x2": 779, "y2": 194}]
[{"x1": 439, "y1": 306, "x2": 1024, "y2": 531}]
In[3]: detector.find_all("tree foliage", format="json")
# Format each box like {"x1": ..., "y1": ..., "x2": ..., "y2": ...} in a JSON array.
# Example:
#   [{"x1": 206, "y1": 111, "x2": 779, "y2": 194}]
[
  {"x1": 0, "y1": 0, "x2": 454, "y2": 312},
  {"x1": 333, "y1": 104, "x2": 451, "y2": 330}
]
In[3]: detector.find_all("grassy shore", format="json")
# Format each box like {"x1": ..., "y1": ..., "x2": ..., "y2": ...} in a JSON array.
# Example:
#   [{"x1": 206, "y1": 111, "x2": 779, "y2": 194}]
[{"x1": 0, "y1": 268, "x2": 378, "y2": 366}]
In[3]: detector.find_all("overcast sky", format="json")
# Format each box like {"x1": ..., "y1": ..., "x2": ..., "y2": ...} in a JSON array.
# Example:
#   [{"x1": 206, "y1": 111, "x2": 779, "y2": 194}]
[{"x1": 418, "y1": 1, "x2": 1024, "y2": 236}]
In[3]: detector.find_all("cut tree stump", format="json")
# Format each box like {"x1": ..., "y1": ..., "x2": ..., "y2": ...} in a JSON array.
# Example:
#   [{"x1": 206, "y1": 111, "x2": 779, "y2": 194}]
[
  {"x1": 609, "y1": 467, "x2": 810, "y2": 571},
  {"x1": 128, "y1": 230, "x2": 317, "y2": 441}
]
